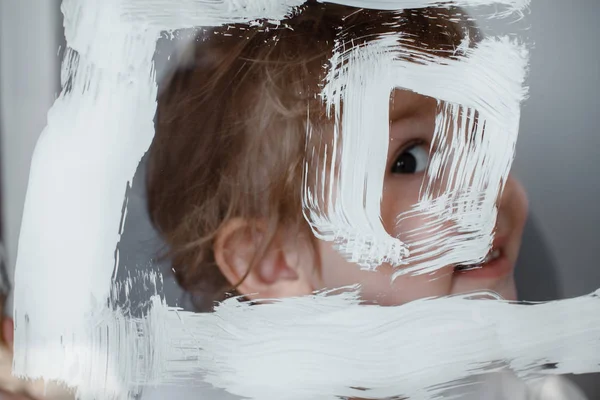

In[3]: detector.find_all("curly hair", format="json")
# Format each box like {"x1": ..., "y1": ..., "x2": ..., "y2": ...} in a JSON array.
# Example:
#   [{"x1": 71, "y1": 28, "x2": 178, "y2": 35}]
[{"x1": 146, "y1": 3, "x2": 481, "y2": 311}]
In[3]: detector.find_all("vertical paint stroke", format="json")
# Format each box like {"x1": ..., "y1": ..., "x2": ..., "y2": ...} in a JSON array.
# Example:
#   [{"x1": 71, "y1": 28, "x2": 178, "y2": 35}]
[{"x1": 12, "y1": 0, "x2": 160, "y2": 397}]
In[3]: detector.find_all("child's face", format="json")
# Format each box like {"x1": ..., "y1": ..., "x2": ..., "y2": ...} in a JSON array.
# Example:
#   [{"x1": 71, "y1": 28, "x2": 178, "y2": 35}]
[
  {"x1": 308, "y1": 90, "x2": 529, "y2": 304},
  {"x1": 214, "y1": 90, "x2": 528, "y2": 305}
]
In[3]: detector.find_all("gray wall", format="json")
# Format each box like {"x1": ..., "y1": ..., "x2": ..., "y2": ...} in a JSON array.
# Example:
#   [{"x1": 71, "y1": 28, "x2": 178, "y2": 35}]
[
  {"x1": 1, "y1": 0, "x2": 599, "y2": 398},
  {"x1": 514, "y1": 0, "x2": 600, "y2": 300},
  {"x1": 0, "y1": 0, "x2": 62, "y2": 314},
  {"x1": 511, "y1": 2, "x2": 600, "y2": 395}
]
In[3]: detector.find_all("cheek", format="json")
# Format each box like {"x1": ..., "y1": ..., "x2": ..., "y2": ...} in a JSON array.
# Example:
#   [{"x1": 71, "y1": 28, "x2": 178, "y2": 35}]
[
  {"x1": 380, "y1": 176, "x2": 422, "y2": 236},
  {"x1": 508, "y1": 177, "x2": 529, "y2": 232},
  {"x1": 310, "y1": 173, "x2": 455, "y2": 304},
  {"x1": 314, "y1": 238, "x2": 454, "y2": 305}
]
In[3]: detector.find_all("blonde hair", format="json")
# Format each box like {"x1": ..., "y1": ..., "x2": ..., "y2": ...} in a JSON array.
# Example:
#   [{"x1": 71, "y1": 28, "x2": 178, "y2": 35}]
[{"x1": 146, "y1": 4, "x2": 481, "y2": 311}]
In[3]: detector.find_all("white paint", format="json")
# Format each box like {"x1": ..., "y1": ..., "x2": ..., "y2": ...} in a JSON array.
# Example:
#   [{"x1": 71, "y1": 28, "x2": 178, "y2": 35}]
[
  {"x1": 324, "y1": 0, "x2": 529, "y2": 8},
  {"x1": 181, "y1": 287, "x2": 600, "y2": 400},
  {"x1": 12, "y1": 0, "x2": 160, "y2": 396},
  {"x1": 11, "y1": 1, "x2": 594, "y2": 400},
  {"x1": 0, "y1": 343, "x2": 74, "y2": 399},
  {"x1": 22, "y1": 280, "x2": 599, "y2": 400},
  {"x1": 0, "y1": 0, "x2": 61, "y2": 317},
  {"x1": 304, "y1": 33, "x2": 528, "y2": 272},
  {"x1": 122, "y1": 0, "x2": 529, "y2": 31}
]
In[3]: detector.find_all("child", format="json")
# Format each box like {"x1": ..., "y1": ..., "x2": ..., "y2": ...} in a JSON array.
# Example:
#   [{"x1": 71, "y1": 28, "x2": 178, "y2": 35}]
[
  {"x1": 143, "y1": 4, "x2": 586, "y2": 399},
  {"x1": 146, "y1": 3, "x2": 528, "y2": 311},
  {"x1": 0, "y1": 3, "x2": 585, "y2": 399}
]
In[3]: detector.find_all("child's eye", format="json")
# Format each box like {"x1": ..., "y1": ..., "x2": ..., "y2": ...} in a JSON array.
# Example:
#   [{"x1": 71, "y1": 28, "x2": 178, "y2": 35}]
[{"x1": 391, "y1": 142, "x2": 429, "y2": 174}]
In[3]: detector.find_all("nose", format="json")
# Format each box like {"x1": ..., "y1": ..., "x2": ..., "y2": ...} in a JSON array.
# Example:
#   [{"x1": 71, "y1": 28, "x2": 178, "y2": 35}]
[{"x1": 495, "y1": 174, "x2": 529, "y2": 238}]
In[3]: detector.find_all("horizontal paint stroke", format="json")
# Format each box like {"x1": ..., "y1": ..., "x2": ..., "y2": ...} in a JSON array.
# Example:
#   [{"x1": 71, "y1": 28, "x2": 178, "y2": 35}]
[
  {"x1": 120, "y1": 0, "x2": 529, "y2": 30},
  {"x1": 29, "y1": 279, "x2": 599, "y2": 400}
]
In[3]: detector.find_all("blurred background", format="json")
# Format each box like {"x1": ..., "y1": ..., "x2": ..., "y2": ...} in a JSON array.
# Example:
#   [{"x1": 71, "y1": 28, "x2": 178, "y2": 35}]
[{"x1": 1, "y1": 0, "x2": 599, "y2": 398}]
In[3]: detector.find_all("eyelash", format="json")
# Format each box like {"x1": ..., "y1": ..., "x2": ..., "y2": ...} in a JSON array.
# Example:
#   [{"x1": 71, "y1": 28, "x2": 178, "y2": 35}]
[
  {"x1": 390, "y1": 139, "x2": 430, "y2": 175},
  {"x1": 399, "y1": 139, "x2": 426, "y2": 153}
]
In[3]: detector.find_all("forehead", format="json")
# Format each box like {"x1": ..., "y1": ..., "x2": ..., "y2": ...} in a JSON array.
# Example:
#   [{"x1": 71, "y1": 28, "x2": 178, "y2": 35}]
[{"x1": 390, "y1": 90, "x2": 437, "y2": 121}]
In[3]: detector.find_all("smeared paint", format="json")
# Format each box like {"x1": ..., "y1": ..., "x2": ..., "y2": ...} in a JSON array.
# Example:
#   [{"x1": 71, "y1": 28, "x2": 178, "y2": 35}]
[
  {"x1": 304, "y1": 32, "x2": 528, "y2": 272},
  {"x1": 170, "y1": 286, "x2": 600, "y2": 400},
  {"x1": 12, "y1": 1, "x2": 594, "y2": 400},
  {"x1": 121, "y1": 0, "x2": 529, "y2": 31},
  {"x1": 19, "y1": 274, "x2": 600, "y2": 400},
  {"x1": 0, "y1": 344, "x2": 74, "y2": 399},
  {"x1": 12, "y1": 0, "x2": 160, "y2": 396}
]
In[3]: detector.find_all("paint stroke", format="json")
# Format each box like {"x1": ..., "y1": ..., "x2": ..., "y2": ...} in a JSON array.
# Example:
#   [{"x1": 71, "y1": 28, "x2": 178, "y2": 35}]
[
  {"x1": 7, "y1": 0, "x2": 545, "y2": 399},
  {"x1": 121, "y1": 0, "x2": 529, "y2": 31},
  {"x1": 304, "y1": 33, "x2": 528, "y2": 272},
  {"x1": 31, "y1": 277, "x2": 600, "y2": 400},
  {"x1": 191, "y1": 287, "x2": 600, "y2": 400},
  {"x1": 12, "y1": 0, "x2": 160, "y2": 396}
]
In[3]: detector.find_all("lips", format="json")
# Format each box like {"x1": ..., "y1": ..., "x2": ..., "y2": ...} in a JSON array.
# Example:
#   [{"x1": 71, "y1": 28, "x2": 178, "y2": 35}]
[
  {"x1": 452, "y1": 236, "x2": 514, "y2": 279},
  {"x1": 453, "y1": 234, "x2": 509, "y2": 269}
]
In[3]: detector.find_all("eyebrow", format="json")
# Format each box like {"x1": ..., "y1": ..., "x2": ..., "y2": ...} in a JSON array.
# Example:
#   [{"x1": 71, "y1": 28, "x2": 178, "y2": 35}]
[
  {"x1": 389, "y1": 113, "x2": 429, "y2": 144},
  {"x1": 389, "y1": 92, "x2": 435, "y2": 123}
]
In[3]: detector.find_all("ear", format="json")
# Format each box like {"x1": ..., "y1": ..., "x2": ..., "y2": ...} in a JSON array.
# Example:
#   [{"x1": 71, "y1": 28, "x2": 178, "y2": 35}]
[{"x1": 213, "y1": 218, "x2": 315, "y2": 300}]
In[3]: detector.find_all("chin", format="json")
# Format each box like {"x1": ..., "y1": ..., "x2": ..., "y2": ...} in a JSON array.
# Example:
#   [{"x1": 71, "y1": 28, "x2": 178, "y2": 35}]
[
  {"x1": 494, "y1": 280, "x2": 518, "y2": 301},
  {"x1": 451, "y1": 275, "x2": 517, "y2": 301}
]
